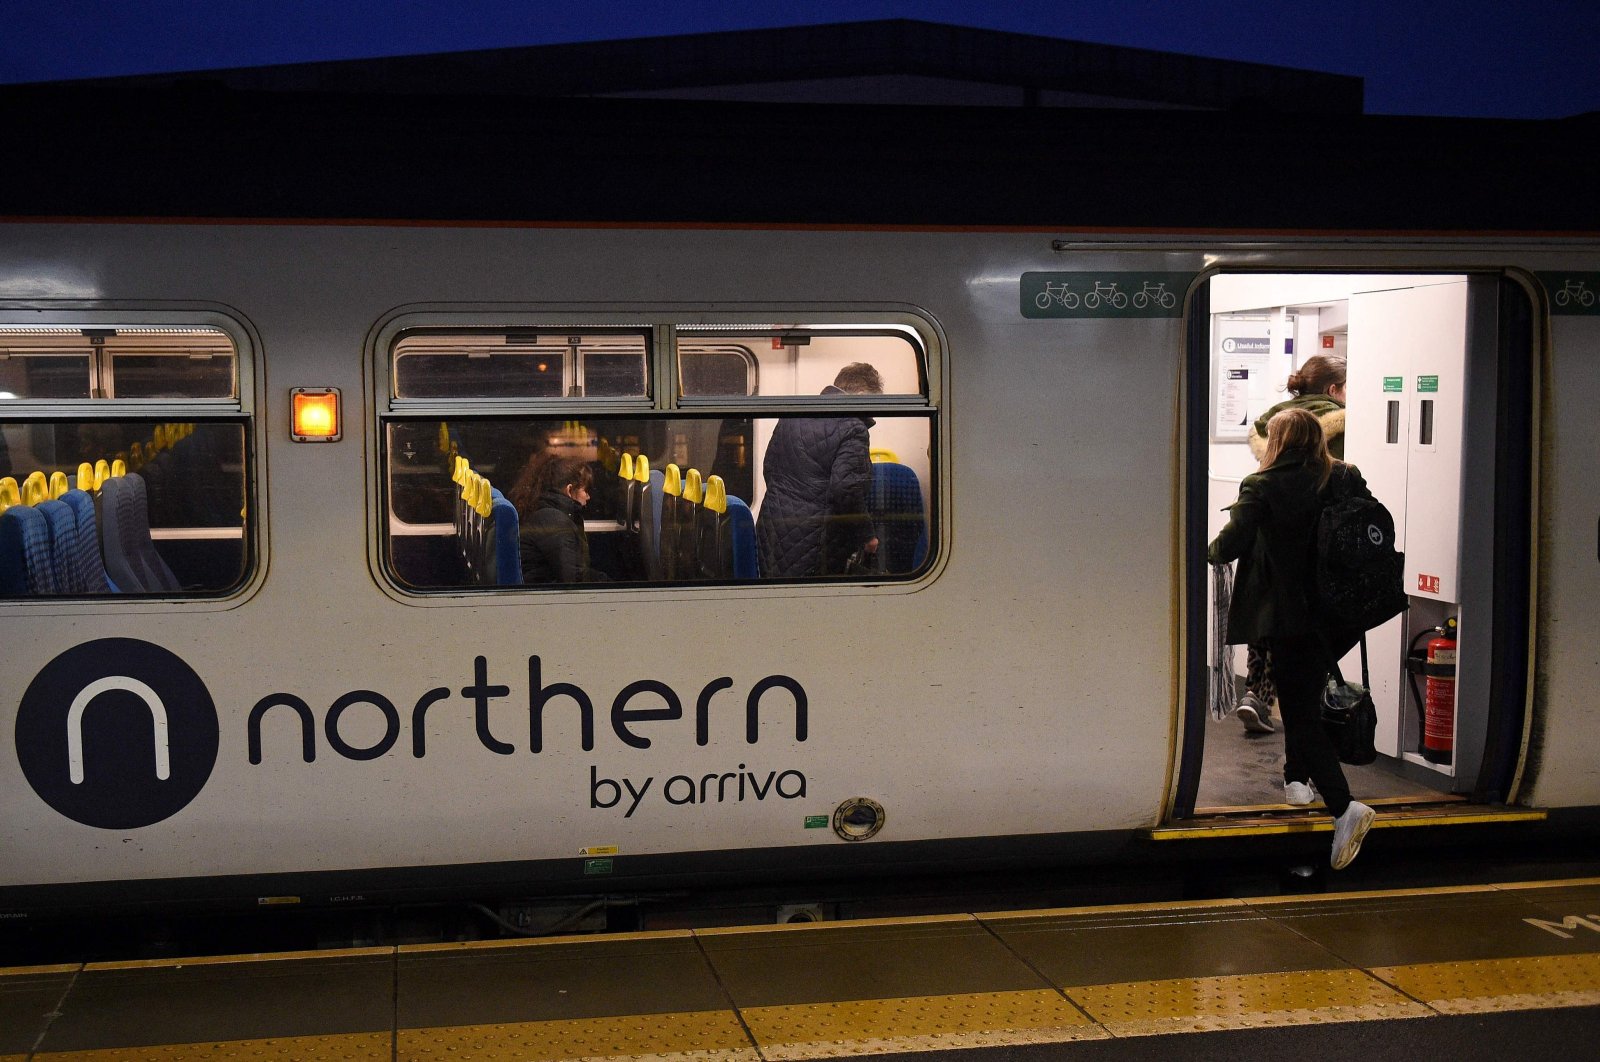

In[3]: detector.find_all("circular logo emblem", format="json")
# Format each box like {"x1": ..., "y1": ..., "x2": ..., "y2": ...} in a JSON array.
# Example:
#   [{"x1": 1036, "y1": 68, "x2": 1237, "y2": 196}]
[
  {"x1": 1367, "y1": 524, "x2": 1384, "y2": 546},
  {"x1": 15, "y1": 639, "x2": 218, "y2": 829}
]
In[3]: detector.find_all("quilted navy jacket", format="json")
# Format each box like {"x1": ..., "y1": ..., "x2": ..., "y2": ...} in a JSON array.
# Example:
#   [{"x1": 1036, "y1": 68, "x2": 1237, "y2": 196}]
[{"x1": 756, "y1": 388, "x2": 875, "y2": 578}]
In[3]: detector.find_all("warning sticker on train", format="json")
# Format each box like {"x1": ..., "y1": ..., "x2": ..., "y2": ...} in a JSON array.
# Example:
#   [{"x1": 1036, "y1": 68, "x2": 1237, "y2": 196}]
[
  {"x1": 1022, "y1": 272, "x2": 1193, "y2": 318},
  {"x1": 15, "y1": 638, "x2": 220, "y2": 830}
]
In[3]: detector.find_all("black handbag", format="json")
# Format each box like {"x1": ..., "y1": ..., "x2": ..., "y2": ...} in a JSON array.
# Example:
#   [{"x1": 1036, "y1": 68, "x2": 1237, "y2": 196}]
[{"x1": 1322, "y1": 634, "x2": 1379, "y2": 766}]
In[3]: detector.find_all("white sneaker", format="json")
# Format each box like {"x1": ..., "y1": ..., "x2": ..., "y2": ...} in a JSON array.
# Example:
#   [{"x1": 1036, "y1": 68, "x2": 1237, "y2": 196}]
[
  {"x1": 1284, "y1": 781, "x2": 1318, "y2": 806},
  {"x1": 1236, "y1": 693, "x2": 1275, "y2": 734},
  {"x1": 1330, "y1": 801, "x2": 1376, "y2": 870}
]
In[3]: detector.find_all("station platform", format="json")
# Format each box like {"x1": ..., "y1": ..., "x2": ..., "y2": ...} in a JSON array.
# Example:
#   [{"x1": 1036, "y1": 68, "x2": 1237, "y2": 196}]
[{"x1": 4, "y1": 877, "x2": 1600, "y2": 1060}]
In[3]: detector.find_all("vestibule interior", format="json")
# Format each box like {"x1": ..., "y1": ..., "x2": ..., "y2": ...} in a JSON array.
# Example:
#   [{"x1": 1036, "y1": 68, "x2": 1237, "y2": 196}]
[{"x1": 1197, "y1": 272, "x2": 1513, "y2": 811}]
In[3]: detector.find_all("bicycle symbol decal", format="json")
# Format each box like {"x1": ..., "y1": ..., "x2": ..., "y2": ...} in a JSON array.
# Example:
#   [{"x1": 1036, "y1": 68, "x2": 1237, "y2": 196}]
[
  {"x1": 1022, "y1": 272, "x2": 1191, "y2": 319},
  {"x1": 1554, "y1": 279, "x2": 1596, "y2": 309},
  {"x1": 1541, "y1": 273, "x2": 1600, "y2": 316}
]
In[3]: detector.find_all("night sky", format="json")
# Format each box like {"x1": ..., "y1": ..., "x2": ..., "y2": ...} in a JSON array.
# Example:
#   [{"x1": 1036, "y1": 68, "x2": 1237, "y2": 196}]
[{"x1": 5, "y1": 0, "x2": 1598, "y2": 119}]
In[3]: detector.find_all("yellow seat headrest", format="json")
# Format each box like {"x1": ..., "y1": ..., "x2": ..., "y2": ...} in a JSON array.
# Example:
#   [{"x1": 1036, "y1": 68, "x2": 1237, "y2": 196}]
[
  {"x1": 619, "y1": 452, "x2": 635, "y2": 481},
  {"x1": 474, "y1": 476, "x2": 493, "y2": 518},
  {"x1": 77, "y1": 462, "x2": 95, "y2": 491},
  {"x1": 683, "y1": 468, "x2": 703, "y2": 505},
  {"x1": 110, "y1": 458, "x2": 126, "y2": 478},
  {"x1": 0, "y1": 476, "x2": 18, "y2": 513},
  {"x1": 663, "y1": 463, "x2": 682, "y2": 497},
  {"x1": 94, "y1": 459, "x2": 111, "y2": 489},
  {"x1": 869, "y1": 447, "x2": 900, "y2": 463},
  {"x1": 703, "y1": 475, "x2": 727, "y2": 515},
  {"x1": 634, "y1": 454, "x2": 650, "y2": 483},
  {"x1": 48, "y1": 471, "x2": 69, "y2": 499}
]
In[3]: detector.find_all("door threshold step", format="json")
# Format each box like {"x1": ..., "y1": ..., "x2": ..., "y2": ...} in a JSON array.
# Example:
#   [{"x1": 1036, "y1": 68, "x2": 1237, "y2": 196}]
[{"x1": 1149, "y1": 801, "x2": 1546, "y2": 840}]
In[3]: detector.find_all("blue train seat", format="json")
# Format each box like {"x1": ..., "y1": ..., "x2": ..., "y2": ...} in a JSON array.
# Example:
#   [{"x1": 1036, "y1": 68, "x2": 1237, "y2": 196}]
[
  {"x1": 868, "y1": 461, "x2": 928, "y2": 574},
  {"x1": 97, "y1": 477, "x2": 148, "y2": 592},
  {"x1": 61, "y1": 489, "x2": 114, "y2": 593},
  {"x1": 486, "y1": 492, "x2": 521, "y2": 586},
  {"x1": 125, "y1": 474, "x2": 182, "y2": 592},
  {"x1": 0, "y1": 505, "x2": 60, "y2": 595},
  {"x1": 37, "y1": 498, "x2": 85, "y2": 593},
  {"x1": 640, "y1": 466, "x2": 664, "y2": 580}
]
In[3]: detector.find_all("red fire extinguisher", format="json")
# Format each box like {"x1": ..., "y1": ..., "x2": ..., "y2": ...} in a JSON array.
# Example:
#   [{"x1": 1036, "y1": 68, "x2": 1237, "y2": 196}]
[{"x1": 1421, "y1": 618, "x2": 1458, "y2": 764}]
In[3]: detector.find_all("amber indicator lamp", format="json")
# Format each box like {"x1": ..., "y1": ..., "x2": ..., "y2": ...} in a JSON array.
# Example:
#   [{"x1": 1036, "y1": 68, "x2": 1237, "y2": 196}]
[{"x1": 291, "y1": 387, "x2": 341, "y2": 442}]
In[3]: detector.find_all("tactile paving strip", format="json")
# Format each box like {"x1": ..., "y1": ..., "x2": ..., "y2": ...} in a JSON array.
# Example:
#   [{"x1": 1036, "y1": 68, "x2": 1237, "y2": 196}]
[
  {"x1": 1372, "y1": 953, "x2": 1600, "y2": 1014},
  {"x1": 1067, "y1": 968, "x2": 1432, "y2": 1036},
  {"x1": 397, "y1": 1010, "x2": 758, "y2": 1061},
  {"x1": 33, "y1": 1031, "x2": 391, "y2": 1060},
  {"x1": 740, "y1": 989, "x2": 1105, "y2": 1059}
]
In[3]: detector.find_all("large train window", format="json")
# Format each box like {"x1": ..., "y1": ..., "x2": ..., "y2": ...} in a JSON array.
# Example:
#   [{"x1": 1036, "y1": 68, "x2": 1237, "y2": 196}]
[
  {"x1": 0, "y1": 322, "x2": 252, "y2": 599},
  {"x1": 379, "y1": 318, "x2": 937, "y2": 591}
]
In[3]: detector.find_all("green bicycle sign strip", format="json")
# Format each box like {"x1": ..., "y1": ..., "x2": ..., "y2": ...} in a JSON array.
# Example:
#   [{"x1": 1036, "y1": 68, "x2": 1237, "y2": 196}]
[
  {"x1": 1539, "y1": 272, "x2": 1600, "y2": 316},
  {"x1": 1022, "y1": 272, "x2": 1194, "y2": 319}
]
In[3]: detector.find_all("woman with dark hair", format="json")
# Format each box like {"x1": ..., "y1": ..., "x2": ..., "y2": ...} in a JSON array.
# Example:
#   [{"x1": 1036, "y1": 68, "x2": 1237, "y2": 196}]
[
  {"x1": 1236, "y1": 353, "x2": 1348, "y2": 734},
  {"x1": 511, "y1": 451, "x2": 608, "y2": 584},
  {"x1": 1209, "y1": 407, "x2": 1375, "y2": 869}
]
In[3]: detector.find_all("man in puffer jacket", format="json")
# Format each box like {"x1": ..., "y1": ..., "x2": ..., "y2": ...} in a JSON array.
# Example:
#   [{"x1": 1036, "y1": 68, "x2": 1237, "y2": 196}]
[{"x1": 757, "y1": 363, "x2": 883, "y2": 577}]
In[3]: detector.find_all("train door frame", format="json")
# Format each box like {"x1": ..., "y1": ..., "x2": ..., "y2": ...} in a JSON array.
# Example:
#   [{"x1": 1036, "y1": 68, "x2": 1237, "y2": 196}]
[{"x1": 1171, "y1": 269, "x2": 1538, "y2": 821}]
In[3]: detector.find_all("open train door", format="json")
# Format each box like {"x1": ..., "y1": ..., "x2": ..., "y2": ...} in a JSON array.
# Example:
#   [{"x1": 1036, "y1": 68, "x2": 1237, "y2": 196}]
[{"x1": 1170, "y1": 271, "x2": 1536, "y2": 828}]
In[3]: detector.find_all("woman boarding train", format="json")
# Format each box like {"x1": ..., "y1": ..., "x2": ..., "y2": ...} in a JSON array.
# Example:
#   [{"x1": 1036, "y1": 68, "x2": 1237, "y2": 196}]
[
  {"x1": 1234, "y1": 353, "x2": 1348, "y2": 735},
  {"x1": 1209, "y1": 406, "x2": 1375, "y2": 869}
]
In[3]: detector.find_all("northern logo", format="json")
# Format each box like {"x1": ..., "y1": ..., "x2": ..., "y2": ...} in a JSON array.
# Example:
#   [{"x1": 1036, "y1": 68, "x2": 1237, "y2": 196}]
[{"x1": 15, "y1": 638, "x2": 218, "y2": 829}]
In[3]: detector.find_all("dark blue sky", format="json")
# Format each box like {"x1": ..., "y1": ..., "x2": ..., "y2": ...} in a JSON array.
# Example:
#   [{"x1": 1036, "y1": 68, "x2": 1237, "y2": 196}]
[{"x1": 5, "y1": 1, "x2": 1597, "y2": 118}]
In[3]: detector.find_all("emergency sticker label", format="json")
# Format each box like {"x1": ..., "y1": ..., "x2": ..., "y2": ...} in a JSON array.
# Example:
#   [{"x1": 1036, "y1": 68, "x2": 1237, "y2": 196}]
[
  {"x1": 583, "y1": 858, "x2": 615, "y2": 875},
  {"x1": 1383, "y1": 376, "x2": 1403, "y2": 392},
  {"x1": 579, "y1": 846, "x2": 619, "y2": 856},
  {"x1": 1417, "y1": 375, "x2": 1440, "y2": 392},
  {"x1": 804, "y1": 815, "x2": 829, "y2": 828}
]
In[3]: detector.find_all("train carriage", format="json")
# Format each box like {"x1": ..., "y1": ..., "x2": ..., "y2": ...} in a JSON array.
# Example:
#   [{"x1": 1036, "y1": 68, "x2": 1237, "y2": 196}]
[{"x1": 1, "y1": 84, "x2": 1597, "y2": 916}]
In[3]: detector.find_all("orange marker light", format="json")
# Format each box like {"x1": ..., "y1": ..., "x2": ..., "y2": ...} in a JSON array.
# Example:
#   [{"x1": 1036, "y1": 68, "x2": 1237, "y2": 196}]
[{"x1": 291, "y1": 388, "x2": 341, "y2": 442}]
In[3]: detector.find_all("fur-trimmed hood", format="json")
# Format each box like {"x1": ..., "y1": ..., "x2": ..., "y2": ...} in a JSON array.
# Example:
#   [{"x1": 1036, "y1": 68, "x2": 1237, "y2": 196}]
[{"x1": 1247, "y1": 395, "x2": 1346, "y2": 460}]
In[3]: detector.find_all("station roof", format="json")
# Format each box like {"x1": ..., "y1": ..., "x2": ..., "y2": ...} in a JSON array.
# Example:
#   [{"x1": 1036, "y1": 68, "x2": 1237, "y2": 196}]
[{"x1": 52, "y1": 19, "x2": 1365, "y2": 114}]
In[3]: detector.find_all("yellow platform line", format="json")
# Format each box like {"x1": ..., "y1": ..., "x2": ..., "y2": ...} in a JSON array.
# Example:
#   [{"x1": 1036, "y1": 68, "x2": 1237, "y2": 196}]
[
  {"x1": 740, "y1": 989, "x2": 1105, "y2": 1059},
  {"x1": 397, "y1": 1010, "x2": 758, "y2": 1062},
  {"x1": 1065, "y1": 968, "x2": 1432, "y2": 1036},
  {"x1": 34, "y1": 1031, "x2": 391, "y2": 1061},
  {"x1": 1372, "y1": 953, "x2": 1600, "y2": 1014}
]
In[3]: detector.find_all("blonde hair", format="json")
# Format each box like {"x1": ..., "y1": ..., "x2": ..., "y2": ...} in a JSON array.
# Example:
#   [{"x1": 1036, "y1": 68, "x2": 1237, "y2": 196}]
[{"x1": 1259, "y1": 407, "x2": 1333, "y2": 488}]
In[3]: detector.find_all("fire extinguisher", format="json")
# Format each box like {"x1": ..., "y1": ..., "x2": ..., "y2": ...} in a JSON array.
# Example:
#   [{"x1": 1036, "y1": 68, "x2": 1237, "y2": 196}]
[{"x1": 1407, "y1": 617, "x2": 1458, "y2": 764}]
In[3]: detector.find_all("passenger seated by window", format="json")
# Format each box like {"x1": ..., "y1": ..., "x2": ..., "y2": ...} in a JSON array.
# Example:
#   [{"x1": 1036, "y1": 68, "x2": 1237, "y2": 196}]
[
  {"x1": 510, "y1": 453, "x2": 609, "y2": 584},
  {"x1": 756, "y1": 362, "x2": 882, "y2": 578}
]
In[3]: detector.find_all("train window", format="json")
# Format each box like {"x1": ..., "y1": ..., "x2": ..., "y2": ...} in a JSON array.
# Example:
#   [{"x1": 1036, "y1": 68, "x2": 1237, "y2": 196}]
[
  {"x1": 0, "y1": 323, "x2": 252, "y2": 600},
  {"x1": 392, "y1": 331, "x2": 650, "y2": 399},
  {"x1": 677, "y1": 328, "x2": 924, "y2": 398},
  {"x1": 380, "y1": 318, "x2": 937, "y2": 591},
  {"x1": 680, "y1": 346, "x2": 757, "y2": 396}
]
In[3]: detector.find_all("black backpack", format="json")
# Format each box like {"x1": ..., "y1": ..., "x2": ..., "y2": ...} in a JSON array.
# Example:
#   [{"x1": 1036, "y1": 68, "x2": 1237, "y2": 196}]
[{"x1": 1314, "y1": 465, "x2": 1408, "y2": 632}]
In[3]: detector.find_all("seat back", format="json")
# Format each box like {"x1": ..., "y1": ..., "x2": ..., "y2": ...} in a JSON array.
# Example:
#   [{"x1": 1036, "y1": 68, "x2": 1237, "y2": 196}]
[
  {"x1": 97, "y1": 476, "x2": 148, "y2": 591},
  {"x1": 640, "y1": 465, "x2": 664, "y2": 580},
  {"x1": 37, "y1": 498, "x2": 83, "y2": 592},
  {"x1": 486, "y1": 492, "x2": 521, "y2": 586},
  {"x1": 125, "y1": 473, "x2": 182, "y2": 591},
  {"x1": 0, "y1": 506, "x2": 60, "y2": 595},
  {"x1": 677, "y1": 468, "x2": 703, "y2": 579},
  {"x1": 868, "y1": 461, "x2": 928, "y2": 574},
  {"x1": 61, "y1": 489, "x2": 114, "y2": 592}
]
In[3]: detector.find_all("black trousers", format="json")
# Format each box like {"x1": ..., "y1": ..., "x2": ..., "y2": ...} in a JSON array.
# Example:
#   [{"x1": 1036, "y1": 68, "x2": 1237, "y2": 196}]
[{"x1": 1268, "y1": 633, "x2": 1353, "y2": 818}]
